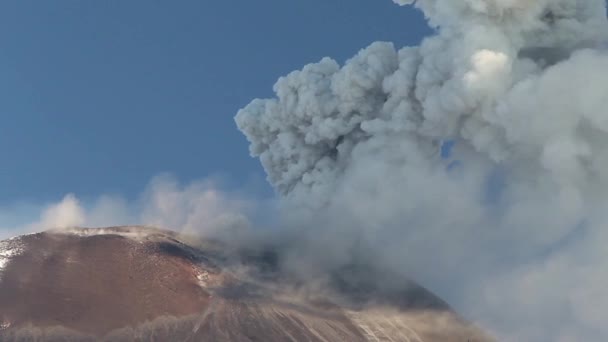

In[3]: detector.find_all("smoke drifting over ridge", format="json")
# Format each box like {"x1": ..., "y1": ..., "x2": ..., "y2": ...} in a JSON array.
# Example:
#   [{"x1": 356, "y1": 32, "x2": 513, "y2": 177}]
[
  {"x1": 236, "y1": 0, "x2": 608, "y2": 341},
  {"x1": 0, "y1": 175, "x2": 254, "y2": 242}
]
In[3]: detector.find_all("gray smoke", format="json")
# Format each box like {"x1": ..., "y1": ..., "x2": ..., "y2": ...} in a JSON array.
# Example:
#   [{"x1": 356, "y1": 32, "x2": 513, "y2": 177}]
[{"x1": 236, "y1": 1, "x2": 608, "y2": 341}]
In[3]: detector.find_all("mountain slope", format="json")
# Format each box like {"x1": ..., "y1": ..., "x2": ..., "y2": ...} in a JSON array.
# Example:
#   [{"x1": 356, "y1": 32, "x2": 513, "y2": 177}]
[{"x1": 0, "y1": 226, "x2": 491, "y2": 341}]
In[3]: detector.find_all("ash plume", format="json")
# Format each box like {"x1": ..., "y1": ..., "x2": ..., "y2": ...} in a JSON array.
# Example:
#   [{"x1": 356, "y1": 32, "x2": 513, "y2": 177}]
[{"x1": 235, "y1": 1, "x2": 608, "y2": 341}]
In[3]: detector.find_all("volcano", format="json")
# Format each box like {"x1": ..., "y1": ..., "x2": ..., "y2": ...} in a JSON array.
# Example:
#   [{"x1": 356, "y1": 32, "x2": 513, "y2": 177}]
[{"x1": 0, "y1": 226, "x2": 491, "y2": 341}]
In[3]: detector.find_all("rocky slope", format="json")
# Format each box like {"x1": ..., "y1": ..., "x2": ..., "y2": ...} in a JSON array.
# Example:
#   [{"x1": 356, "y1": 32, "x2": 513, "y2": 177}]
[{"x1": 0, "y1": 226, "x2": 491, "y2": 341}]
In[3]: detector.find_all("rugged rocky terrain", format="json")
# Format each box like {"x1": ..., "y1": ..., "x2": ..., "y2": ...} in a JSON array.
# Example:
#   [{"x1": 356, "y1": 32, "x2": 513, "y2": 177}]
[{"x1": 0, "y1": 226, "x2": 491, "y2": 341}]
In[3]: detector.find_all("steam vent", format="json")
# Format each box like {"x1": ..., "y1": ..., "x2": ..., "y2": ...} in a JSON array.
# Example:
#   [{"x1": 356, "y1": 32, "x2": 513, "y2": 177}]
[{"x1": 0, "y1": 226, "x2": 491, "y2": 341}]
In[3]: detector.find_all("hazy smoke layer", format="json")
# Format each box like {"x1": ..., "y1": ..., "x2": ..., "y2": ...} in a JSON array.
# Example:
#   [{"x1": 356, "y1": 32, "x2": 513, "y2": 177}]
[
  {"x1": 0, "y1": 175, "x2": 254, "y2": 241},
  {"x1": 236, "y1": 1, "x2": 608, "y2": 341}
]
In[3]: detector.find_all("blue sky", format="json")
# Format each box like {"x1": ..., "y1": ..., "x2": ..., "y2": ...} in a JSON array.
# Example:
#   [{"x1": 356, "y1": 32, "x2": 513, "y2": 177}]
[{"x1": 0, "y1": 1, "x2": 430, "y2": 205}]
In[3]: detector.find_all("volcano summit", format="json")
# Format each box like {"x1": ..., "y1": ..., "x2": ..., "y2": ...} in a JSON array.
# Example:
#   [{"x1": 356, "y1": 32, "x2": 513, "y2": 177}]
[{"x1": 0, "y1": 226, "x2": 490, "y2": 341}]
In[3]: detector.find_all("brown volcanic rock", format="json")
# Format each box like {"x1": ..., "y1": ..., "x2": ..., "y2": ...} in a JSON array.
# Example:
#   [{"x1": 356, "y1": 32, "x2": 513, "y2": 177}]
[
  {"x1": 0, "y1": 227, "x2": 492, "y2": 341},
  {"x1": 0, "y1": 228, "x2": 210, "y2": 337}
]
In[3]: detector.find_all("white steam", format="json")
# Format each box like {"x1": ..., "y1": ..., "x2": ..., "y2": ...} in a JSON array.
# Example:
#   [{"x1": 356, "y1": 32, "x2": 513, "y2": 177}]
[
  {"x1": 0, "y1": 175, "x2": 253, "y2": 241},
  {"x1": 32, "y1": 194, "x2": 86, "y2": 231},
  {"x1": 236, "y1": 0, "x2": 608, "y2": 341}
]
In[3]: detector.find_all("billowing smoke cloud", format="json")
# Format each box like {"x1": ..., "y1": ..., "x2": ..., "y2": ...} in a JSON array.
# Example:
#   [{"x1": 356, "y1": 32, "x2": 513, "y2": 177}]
[{"x1": 235, "y1": 0, "x2": 608, "y2": 340}]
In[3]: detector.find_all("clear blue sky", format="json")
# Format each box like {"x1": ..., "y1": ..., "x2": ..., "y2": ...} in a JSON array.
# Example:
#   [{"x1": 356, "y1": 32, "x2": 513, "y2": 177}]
[{"x1": 0, "y1": 0, "x2": 430, "y2": 204}]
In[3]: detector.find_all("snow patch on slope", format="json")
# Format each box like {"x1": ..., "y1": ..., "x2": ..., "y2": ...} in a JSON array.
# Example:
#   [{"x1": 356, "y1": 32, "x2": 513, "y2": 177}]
[{"x1": 0, "y1": 237, "x2": 25, "y2": 281}]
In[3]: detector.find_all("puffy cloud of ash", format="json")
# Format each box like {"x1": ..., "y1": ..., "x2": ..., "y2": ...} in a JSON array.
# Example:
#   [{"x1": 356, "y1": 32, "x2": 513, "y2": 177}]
[{"x1": 235, "y1": 0, "x2": 608, "y2": 340}]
